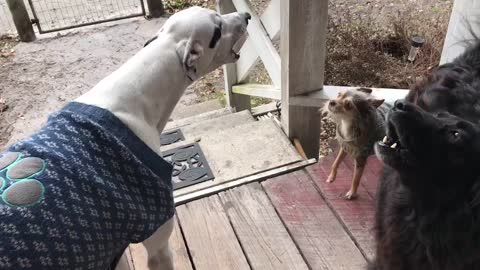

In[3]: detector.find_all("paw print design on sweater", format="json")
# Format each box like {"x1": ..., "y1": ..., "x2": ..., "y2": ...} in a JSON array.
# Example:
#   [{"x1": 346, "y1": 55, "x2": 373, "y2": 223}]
[{"x1": 0, "y1": 152, "x2": 46, "y2": 207}]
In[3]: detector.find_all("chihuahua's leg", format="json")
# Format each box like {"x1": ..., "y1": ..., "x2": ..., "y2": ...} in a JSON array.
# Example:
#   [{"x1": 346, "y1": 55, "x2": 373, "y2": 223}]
[
  {"x1": 345, "y1": 157, "x2": 366, "y2": 200},
  {"x1": 327, "y1": 147, "x2": 347, "y2": 183}
]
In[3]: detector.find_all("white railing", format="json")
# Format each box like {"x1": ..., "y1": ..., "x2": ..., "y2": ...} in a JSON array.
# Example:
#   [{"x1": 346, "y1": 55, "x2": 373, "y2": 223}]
[{"x1": 217, "y1": 0, "x2": 411, "y2": 159}]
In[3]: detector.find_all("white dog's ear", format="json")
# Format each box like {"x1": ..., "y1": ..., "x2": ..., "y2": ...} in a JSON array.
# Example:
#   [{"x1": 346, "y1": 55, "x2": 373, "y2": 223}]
[{"x1": 176, "y1": 39, "x2": 204, "y2": 81}]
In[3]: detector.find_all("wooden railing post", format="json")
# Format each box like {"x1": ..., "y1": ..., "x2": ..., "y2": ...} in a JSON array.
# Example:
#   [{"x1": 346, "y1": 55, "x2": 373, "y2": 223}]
[
  {"x1": 6, "y1": 0, "x2": 36, "y2": 42},
  {"x1": 147, "y1": 0, "x2": 165, "y2": 18},
  {"x1": 280, "y1": 0, "x2": 328, "y2": 159},
  {"x1": 217, "y1": 0, "x2": 251, "y2": 112}
]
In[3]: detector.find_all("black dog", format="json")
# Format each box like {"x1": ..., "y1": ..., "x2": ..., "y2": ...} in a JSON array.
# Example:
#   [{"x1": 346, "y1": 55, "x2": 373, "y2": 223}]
[
  {"x1": 370, "y1": 41, "x2": 480, "y2": 270},
  {"x1": 372, "y1": 101, "x2": 480, "y2": 270}
]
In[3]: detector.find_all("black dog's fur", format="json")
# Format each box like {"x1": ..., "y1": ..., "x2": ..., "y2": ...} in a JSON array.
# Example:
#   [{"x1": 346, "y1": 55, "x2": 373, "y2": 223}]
[{"x1": 370, "y1": 40, "x2": 480, "y2": 270}]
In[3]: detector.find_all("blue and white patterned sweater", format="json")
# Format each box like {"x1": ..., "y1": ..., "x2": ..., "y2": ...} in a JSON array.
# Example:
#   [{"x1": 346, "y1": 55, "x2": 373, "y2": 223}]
[{"x1": 0, "y1": 102, "x2": 175, "y2": 269}]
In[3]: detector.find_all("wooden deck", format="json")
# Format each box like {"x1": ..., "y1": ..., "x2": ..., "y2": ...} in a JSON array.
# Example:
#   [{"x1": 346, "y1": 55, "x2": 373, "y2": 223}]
[{"x1": 130, "y1": 144, "x2": 381, "y2": 269}]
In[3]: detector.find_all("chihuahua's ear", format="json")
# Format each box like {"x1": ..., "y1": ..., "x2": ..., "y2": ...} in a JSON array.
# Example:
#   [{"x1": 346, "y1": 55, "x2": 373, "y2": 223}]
[
  {"x1": 357, "y1": 87, "x2": 373, "y2": 94},
  {"x1": 368, "y1": 98, "x2": 385, "y2": 108},
  {"x1": 176, "y1": 39, "x2": 204, "y2": 80}
]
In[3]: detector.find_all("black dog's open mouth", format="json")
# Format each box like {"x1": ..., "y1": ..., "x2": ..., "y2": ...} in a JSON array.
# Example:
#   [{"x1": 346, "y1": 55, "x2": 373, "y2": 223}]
[
  {"x1": 232, "y1": 50, "x2": 240, "y2": 59},
  {"x1": 378, "y1": 120, "x2": 407, "y2": 151},
  {"x1": 375, "y1": 115, "x2": 413, "y2": 168}
]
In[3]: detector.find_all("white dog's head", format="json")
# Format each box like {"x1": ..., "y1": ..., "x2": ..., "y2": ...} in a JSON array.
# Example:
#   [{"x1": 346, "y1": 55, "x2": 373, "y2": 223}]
[{"x1": 145, "y1": 7, "x2": 250, "y2": 81}]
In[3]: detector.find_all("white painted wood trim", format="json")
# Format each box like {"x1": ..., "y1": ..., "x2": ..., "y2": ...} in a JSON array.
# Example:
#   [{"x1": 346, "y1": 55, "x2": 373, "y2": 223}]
[
  {"x1": 174, "y1": 158, "x2": 316, "y2": 205},
  {"x1": 236, "y1": 39, "x2": 260, "y2": 82},
  {"x1": 217, "y1": 0, "x2": 251, "y2": 111},
  {"x1": 236, "y1": 0, "x2": 280, "y2": 82},
  {"x1": 260, "y1": 0, "x2": 280, "y2": 41},
  {"x1": 232, "y1": 0, "x2": 282, "y2": 88},
  {"x1": 232, "y1": 84, "x2": 281, "y2": 99},
  {"x1": 289, "y1": 86, "x2": 409, "y2": 107},
  {"x1": 440, "y1": 0, "x2": 480, "y2": 64}
]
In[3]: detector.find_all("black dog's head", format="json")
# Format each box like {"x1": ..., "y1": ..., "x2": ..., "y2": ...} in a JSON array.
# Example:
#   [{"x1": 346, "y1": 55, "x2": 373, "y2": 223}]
[
  {"x1": 406, "y1": 41, "x2": 480, "y2": 123},
  {"x1": 375, "y1": 100, "x2": 480, "y2": 189}
]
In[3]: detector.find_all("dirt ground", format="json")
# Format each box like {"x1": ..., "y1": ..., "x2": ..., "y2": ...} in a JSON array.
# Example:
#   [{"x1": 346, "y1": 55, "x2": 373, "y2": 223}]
[
  {"x1": 0, "y1": 0, "x2": 453, "y2": 152},
  {"x1": 0, "y1": 18, "x2": 176, "y2": 149}
]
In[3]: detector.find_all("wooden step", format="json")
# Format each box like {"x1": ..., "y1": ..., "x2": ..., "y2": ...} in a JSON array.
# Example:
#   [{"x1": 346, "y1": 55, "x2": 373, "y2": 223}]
[
  {"x1": 170, "y1": 99, "x2": 224, "y2": 121},
  {"x1": 173, "y1": 118, "x2": 303, "y2": 199},
  {"x1": 165, "y1": 107, "x2": 234, "y2": 131},
  {"x1": 180, "y1": 110, "x2": 255, "y2": 140}
]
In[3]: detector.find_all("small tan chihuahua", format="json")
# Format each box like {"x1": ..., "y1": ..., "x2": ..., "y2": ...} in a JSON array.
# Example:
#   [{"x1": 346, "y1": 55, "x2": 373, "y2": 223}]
[{"x1": 321, "y1": 88, "x2": 390, "y2": 199}]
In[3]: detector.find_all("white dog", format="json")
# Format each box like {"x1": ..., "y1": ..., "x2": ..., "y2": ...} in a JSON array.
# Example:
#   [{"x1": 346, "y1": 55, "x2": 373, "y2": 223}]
[{"x1": 0, "y1": 7, "x2": 249, "y2": 270}]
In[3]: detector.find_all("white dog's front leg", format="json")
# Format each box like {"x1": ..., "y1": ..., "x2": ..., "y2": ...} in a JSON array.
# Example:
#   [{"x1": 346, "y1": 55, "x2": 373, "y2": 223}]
[
  {"x1": 114, "y1": 250, "x2": 133, "y2": 270},
  {"x1": 143, "y1": 218, "x2": 175, "y2": 270}
]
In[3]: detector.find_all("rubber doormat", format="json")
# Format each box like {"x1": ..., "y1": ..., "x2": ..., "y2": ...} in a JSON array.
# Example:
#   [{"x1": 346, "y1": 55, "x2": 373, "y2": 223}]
[
  {"x1": 160, "y1": 129, "x2": 185, "y2": 146},
  {"x1": 162, "y1": 143, "x2": 215, "y2": 190}
]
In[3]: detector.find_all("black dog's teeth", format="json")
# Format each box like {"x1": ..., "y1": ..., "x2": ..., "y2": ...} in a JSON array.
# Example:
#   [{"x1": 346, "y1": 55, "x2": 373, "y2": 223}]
[{"x1": 381, "y1": 136, "x2": 401, "y2": 149}]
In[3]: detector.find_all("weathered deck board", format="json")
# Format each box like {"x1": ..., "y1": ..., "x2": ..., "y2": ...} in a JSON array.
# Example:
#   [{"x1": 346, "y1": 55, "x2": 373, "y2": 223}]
[
  {"x1": 343, "y1": 156, "x2": 380, "y2": 198},
  {"x1": 176, "y1": 196, "x2": 251, "y2": 270},
  {"x1": 307, "y1": 147, "x2": 376, "y2": 261},
  {"x1": 263, "y1": 170, "x2": 368, "y2": 269},
  {"x1": 129, "y1": 218, "x2": 193, "y2": 270},
  {"x1": 219, "y1": 183, "x2": 309, "y2": 270},
  {"x1": 328, "y1": 142, "x2": 379, "y2": 198}
]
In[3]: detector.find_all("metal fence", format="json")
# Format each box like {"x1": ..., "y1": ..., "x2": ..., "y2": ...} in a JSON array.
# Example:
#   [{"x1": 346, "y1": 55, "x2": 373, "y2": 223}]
[
  {"x1": 1, "y1": 0, "x2": 149, "y2": 35},
  {"x1": 28, "y1": 0, "x2": 146, "y2": 33}
]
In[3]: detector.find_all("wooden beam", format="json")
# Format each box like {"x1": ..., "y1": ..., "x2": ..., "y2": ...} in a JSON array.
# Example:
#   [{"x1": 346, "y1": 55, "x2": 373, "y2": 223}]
[
  {"x1": 217, "y1": 0, "x2": 251, "y2": 111},
  {"x1": 232, "y1": 0, "x2": 282, "y2": 87},
  {"x1": 146, "y1": 0, "x2": 165, "y2": 18},
  {"x1": 232, "y1": 84, "x2": 409, "y2": 107},
  {"x1": 440, "y1": 0, "x2": 480, "y2": 64},
  {"x1": 174, "y1": 159, "x2": 316, "y2": 205},
  {"x1": 251, "y1": 102, "x2": 279, "y2": 116},
  {"x1": 232, "y1": 83, "x2": 281, "y2": 99},
  {"x1": 281, "y1": 0, "x2": 328, "y2": 159},
  {"x1": 289, "y1": 86, "x2": 409, "y2": 107},
  {"x1": 6, "y1": 0, "x2": 36, "y2": 42},
  {"x1": 236, "y1": 0, "x2": 280, "y2": 82}
]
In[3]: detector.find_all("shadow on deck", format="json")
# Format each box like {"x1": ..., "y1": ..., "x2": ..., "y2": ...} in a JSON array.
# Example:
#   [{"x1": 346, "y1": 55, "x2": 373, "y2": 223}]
[{"x1": 130, "y1": 143, "x2": 381, "y2": 270}]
